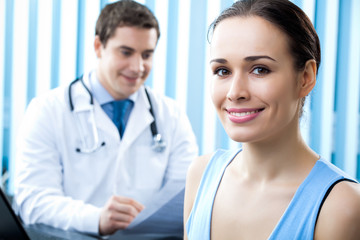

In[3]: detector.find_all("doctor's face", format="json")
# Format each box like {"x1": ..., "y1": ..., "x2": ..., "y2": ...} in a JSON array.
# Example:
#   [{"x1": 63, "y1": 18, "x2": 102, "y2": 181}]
[
  {"x1": 95, "y1": 26, "x2": 158, "y2": 100},
  {"x1": 210, "y1": 16, "x2": 304, "y2": 144}
]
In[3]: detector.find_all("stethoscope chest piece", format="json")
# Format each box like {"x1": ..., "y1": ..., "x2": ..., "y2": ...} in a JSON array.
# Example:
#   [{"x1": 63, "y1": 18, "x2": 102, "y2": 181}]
[{"x1": 152, "y1": 133, "x2": 166, "y2": 152}]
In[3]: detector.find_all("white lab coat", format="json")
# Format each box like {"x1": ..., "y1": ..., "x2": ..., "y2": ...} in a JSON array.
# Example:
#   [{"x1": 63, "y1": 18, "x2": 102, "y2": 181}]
[{"x1": 14, "y1": 72, "x2": 198, "y2": 234}]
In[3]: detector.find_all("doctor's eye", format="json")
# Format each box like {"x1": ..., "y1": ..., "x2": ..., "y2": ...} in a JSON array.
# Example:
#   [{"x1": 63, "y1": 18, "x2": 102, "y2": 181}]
[
  {"x1": 251, "y1": 66, "x2": 270, "y2": 76},
  {"x1": 142, "y1": 52, "x2": 153, "y2": 60},
  {"x1": 117, "y1": 48, "x2": 133, "y2": 57},
  {"x1": 121, "y1": 50, "x2": 132, "y2": 57},
  {"x1": 214, "y1": 68, "x2": 231, "y2": 77}
]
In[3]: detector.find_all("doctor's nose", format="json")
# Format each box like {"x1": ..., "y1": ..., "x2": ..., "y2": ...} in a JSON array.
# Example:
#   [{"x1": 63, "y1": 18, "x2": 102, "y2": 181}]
[
  {"x1": 128, "y1": 55, "x2": 145, "y2": 74},
  {"x1": 226, "y1": 74, "x2": 250, "y2": 101}
]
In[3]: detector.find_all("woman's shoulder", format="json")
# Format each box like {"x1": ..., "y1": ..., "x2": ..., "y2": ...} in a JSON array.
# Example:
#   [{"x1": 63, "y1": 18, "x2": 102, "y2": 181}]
[
  {"x1": 315, "y1": 180, "x2": 360, "y2": 239},
  {"x1": 184, "y1": 153, "x2": 213, "y2": 231},
  {"x1": 187, "y1": 149, "x2": 236, "y2": 183},
  {"x1": 187, "y1": 148, "x2": 241, "y2": 185},
  {"x1": 186, "y1": 153, "x2": 213, "y2": 187}
]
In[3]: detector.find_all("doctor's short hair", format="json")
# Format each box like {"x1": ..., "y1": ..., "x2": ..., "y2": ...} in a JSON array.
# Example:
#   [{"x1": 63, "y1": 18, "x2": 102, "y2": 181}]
[{"x1": 95, "y1": 0, "x2": 160, "y2": 47}]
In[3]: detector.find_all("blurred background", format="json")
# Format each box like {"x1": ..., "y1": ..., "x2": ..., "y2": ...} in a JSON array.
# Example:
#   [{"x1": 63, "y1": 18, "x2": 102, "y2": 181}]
[{"x1": 0, "y1": 0, "x2": 359, "y2": 194}]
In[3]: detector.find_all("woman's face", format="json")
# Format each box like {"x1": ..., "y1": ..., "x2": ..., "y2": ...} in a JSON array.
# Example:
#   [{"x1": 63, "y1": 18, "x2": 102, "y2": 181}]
[{"x1": 210, "y1": 16, "x2": 303, "y2": 143}]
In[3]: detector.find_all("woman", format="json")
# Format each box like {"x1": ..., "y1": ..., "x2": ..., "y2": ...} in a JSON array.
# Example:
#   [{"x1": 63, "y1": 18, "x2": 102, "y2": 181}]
[{"x1": 184, "y1": 0, "x2": 360, "y2": 239}]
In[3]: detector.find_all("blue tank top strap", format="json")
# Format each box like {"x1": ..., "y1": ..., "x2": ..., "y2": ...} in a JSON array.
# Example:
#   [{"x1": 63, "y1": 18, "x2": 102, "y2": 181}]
[
  {"x1": 186, "y1": 148, "x2": 241, "y2": 240},
  {"x1": 269, "y1": 158, "x2": 358, "y2": 240}
]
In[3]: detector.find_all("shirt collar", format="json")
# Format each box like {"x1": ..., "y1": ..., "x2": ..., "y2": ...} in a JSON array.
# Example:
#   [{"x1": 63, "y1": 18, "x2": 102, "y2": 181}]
[{"x1": 89, "y1": 70, "x2": 138, "y2": 105}]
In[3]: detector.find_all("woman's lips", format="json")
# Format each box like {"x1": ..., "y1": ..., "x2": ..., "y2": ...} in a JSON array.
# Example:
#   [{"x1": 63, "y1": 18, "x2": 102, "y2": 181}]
[{"x1": 227, "y1": 108, "x2": 264, "y2": 123}]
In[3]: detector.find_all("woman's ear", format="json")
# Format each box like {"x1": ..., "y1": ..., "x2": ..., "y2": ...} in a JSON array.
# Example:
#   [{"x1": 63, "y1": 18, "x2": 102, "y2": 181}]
[
  {"x1": 94, "y1": 36, "x2": 103, "y2": 58},
  {"x1": 298, "y1": 59, "x2": 317, "y2": 98}
]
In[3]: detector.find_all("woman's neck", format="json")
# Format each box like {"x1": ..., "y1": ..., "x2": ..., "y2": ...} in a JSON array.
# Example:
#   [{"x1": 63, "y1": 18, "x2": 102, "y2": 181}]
[{"x1": 235, "y1": 120, "x2": 319, "y2": 183}]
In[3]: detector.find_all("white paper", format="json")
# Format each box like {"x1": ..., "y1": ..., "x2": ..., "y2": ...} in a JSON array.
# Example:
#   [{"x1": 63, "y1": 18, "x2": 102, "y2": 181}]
[{"x1": 110, "y1": 180, "x2": 185, "y2": 239}]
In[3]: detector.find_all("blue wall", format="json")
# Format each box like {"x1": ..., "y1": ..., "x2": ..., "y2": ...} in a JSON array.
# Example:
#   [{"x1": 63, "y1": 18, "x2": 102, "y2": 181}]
[{"x1": 1, "y1": 0, "x2": 359, "y2": 193}]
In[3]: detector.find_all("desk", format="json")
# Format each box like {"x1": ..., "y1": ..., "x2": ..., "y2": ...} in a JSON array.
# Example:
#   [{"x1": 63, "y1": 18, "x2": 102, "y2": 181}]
[
  {"x1": 23, "y1": 224, "x2": 182, "y2": 240},
  {"x1": 23, "y1": 224, "x2": 100, "y2": 240}
]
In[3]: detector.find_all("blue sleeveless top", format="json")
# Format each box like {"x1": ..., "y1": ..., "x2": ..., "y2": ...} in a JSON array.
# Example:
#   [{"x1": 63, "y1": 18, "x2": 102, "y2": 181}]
[{"x1": 186, "y1": 148, "x2": 358, "y2": 240}]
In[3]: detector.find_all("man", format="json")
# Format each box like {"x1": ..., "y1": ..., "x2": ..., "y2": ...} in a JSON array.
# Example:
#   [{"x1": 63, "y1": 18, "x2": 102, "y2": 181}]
[{"x1": 15, "y1": 0, "x2": 198, "y2": 236}]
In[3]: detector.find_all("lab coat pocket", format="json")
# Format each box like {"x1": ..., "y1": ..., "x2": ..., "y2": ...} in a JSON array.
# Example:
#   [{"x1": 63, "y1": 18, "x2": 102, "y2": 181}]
[{"x1": 131, "y1": 145, "x2": 167, "y2": 191}]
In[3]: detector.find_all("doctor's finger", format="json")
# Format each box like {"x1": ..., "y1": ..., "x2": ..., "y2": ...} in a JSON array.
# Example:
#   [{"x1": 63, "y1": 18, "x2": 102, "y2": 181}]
[
  {"x1": 113, "y1": 201, "x2": 143, "y2": 218},
  {"x1": 114, "y1": 196, "x2": 145, "y2": 212},
  {"x1": 99, "y1": 210, "x2": 133, "y2": 235},
  {"x1": 110, "y1": 211, "x2": 136, "y2": 224}
]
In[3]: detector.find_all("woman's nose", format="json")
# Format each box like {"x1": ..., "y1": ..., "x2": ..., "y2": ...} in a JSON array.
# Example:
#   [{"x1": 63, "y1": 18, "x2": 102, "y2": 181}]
[{"x1": 226, "y1": 73, "x2": 250, "y2": 101}]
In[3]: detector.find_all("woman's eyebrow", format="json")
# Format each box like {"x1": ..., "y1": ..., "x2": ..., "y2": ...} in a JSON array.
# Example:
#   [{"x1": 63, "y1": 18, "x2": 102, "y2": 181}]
[
  {"x1": 210, "y1": 55, "x2": 277, "y2": 64},
  {"x1": 244, "y1": 55, "x2": 277, "y2": 62},
  {"x1": 209, "y1": 58, "x2": 227, "y2": 64}
]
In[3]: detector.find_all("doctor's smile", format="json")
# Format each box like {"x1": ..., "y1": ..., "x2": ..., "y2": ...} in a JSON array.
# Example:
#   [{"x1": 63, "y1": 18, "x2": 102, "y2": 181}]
[{"x1": 119, "y1": 73, "x2": 143, "y2": 84}]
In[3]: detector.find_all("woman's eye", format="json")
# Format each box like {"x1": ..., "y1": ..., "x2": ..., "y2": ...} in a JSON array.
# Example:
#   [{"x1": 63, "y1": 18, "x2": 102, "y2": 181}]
[
  {"x1": 214, "y1": 68, "x2": 231, "y2": 77},
  {"x1": 252, "y1": 67, "x2": 270, "y2": 75}
]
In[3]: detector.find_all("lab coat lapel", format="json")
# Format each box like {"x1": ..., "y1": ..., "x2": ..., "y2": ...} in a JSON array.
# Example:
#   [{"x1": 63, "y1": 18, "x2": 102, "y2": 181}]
[
  {"x1": 120, "y1": 86, "x2": 153, "y2": 152},
  {"x1": 93, "y1": 101, "x2": 120, "y2": 140},
  {"x1": 72, "y1": 73, "x2": 119, "y2": 140}
]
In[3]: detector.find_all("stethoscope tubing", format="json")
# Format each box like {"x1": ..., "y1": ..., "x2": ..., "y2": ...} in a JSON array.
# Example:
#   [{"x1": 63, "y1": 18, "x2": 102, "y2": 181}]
[{"x1": 68, "y1": 75, "x2": 165, "y2": 153}]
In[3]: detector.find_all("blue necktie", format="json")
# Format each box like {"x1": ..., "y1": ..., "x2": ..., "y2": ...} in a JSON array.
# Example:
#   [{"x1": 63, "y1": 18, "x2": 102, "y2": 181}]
[{"x1": 112, "y1": 99, "x2": 132, "y2": 138}]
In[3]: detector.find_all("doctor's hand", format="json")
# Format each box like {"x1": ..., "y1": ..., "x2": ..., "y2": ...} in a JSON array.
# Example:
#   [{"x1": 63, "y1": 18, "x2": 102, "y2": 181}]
[{"x1": 98, "y1": 195, "x2": 145, "y2": 236}]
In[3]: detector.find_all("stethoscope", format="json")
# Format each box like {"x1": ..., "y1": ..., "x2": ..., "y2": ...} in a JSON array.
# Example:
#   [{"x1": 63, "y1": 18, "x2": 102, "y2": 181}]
[{"x1": 68, "y1": 76, "x2": 166, "y2": 154}]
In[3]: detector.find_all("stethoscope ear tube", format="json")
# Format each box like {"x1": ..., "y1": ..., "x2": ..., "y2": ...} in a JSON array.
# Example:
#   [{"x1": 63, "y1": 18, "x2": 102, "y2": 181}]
[
  {"x1": 69, "y1": 76, "x2": 104, "y2": 153},
  {"x1": 69, "y1": 76, "x2": 93, "y2": 112}
]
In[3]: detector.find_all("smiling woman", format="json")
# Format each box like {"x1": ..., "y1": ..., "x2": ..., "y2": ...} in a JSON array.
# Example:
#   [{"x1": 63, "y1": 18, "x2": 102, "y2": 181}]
[
  {"x1": 183, "y1": 0, "x2": 360, "y2": 240},
  {"x1": 209, "y1": 15, "x2": 314, "y2": 144}
]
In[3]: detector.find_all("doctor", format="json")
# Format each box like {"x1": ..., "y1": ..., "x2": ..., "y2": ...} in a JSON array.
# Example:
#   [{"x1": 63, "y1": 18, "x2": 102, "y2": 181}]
[{"x1": 15, "y1": 0, "x2": 198, "y2": 236}]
